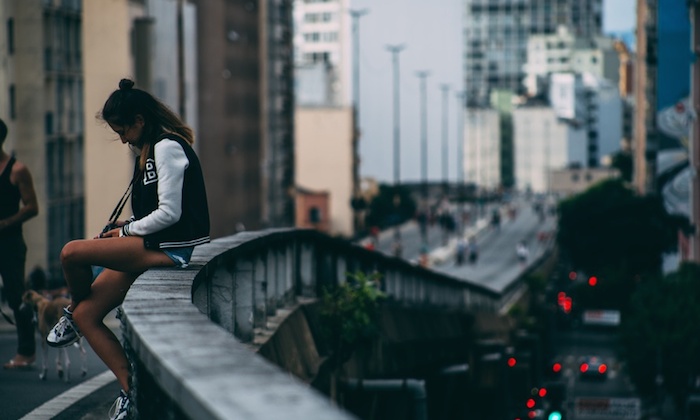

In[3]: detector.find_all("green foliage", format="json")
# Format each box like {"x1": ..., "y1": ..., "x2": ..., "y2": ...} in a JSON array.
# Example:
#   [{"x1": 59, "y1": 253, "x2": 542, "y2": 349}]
[
  {"x1": 319, "y1": 271, "x2": 385, "y2": 365},
  {"x1": 611, "y1": 150, "x2": 633, "y2": 182},
  {"x1": 364, "y1": 184, "x2": 417, "y2": 230},
  {"x1": 557, "y1": 179, "x2": 678, "y2": 285},
  {"x1": 620, "y1": 263, "x2": 700, "y2": 399}
]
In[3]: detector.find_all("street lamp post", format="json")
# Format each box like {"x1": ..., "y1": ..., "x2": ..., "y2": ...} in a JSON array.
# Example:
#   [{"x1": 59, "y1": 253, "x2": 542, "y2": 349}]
[
  {"x1": 440, "y1": 84, "x2": 450, "y2": 195},
  {"x1": 455, "y1": 90, "x2": 465, "y2": 230},
  {"x1": 416, "y1": 70, "x2": 430, "y2": 203},
  {"x1": 349, "y1": 8, "x2": 369, "y2": 235},
  {"x1": 386, "y1": 44, "x2": 406, "y2": 255}
]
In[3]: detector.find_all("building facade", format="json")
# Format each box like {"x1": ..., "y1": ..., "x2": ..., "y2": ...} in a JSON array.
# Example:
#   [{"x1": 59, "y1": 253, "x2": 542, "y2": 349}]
[
  {"x1": 295, "y1": 105, "x2": 354, "y2": 237},
  {"x1": 513, "y1": 104, "x2": 587, "y2": 192},
  {"x1": 0, "y1": 0, "x2": 84, "y2": 280},
  {"x1": 293, "y1": 0, "x2": 351, "y2": 106},
  {"x1": 196, "y1": 0, "x2": 295, "y2": 237},
  {"x1": 464, "y1": 108, "x2": 502, "y2": 190},
  {"x1": 463, "y1": 0, "x2": 602, "y2": 106}
]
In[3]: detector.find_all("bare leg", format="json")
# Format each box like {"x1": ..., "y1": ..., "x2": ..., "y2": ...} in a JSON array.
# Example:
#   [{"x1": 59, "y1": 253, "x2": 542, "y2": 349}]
[
  {"x1": 59, "y1": 236, "x2": 174, "y2": 391},
  {"x1": 72, "y1": 269, "x2": 138, "y2": 391}
]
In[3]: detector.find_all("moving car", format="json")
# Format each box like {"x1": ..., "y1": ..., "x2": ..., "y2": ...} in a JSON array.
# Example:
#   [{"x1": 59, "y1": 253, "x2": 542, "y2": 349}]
[{"x1": 579, "y1": 356, "x2": 608, "y2": 380}]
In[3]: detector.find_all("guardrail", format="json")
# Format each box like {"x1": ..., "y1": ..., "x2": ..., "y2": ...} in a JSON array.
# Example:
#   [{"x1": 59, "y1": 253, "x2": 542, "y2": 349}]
[{"x1": 120, "y1": 228, "x2": 526, "y2": 419}]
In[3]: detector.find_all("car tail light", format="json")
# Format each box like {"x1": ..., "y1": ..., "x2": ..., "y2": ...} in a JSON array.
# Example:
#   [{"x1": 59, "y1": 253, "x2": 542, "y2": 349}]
[
  {"x1": 599, "y1": 364, "x2": 607, "y2": 374},
  {"x1": 552, "y1": 362, "x2": 562, "y2": 373},
  {"x1": 580, "y1": 363, "x2": 589, "y2": 373}
]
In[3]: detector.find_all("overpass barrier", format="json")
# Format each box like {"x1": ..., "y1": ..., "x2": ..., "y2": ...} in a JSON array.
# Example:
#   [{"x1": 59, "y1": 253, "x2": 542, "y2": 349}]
[{"x1": 120, "y1": 228, "x2": 524, "y2": 419}]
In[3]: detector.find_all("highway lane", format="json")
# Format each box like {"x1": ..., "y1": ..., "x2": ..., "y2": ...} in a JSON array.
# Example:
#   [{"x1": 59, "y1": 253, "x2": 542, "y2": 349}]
[{"x1": 432, "y1": 200, "x2": 557, "y2": 292}]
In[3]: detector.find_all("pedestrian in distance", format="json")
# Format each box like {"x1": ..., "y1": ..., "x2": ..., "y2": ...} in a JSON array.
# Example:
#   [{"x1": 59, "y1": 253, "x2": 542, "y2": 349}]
[
  {"x1": 45, "y1": 79, "x2": 210, "y2": 420},
  {"x1": 516, "y1": 241, "x2": 529, "y2": 266},
  {"x1": 0, "y1": 118, "x2": 39, "y2": 370}
]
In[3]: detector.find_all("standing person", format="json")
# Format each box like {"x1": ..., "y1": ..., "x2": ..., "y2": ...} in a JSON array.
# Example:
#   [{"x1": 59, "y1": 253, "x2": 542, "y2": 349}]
[
  {"x1": 516, "y1": 241, "x2": 529, "y2": 265},
  {"x1": 45, "y1": 79, "x2": 210, "y2": 420},
  {"x1": 0, "y1": 118, "x2": 39, "y2": 369}
]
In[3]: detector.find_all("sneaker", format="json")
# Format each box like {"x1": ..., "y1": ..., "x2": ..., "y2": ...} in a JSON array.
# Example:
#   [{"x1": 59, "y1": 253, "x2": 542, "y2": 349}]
[
  {"x1": 46, "y1": 307, "x2": 81, "y2": 348},
  {"x1": 109, "y1": 389, "x2": 130, "y2": 420}
]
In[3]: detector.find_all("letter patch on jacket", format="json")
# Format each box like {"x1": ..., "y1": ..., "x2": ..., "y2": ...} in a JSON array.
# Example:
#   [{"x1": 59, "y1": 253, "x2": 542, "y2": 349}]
[{"x1": 143, "y1": 158, "x2": 158, "y2": 185}]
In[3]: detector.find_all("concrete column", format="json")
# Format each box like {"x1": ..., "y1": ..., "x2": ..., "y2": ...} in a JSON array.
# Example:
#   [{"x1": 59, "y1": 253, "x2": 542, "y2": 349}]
[
  {"x1": 266, "y1": 250, "x2": 277, "y2": 316},
  {"x1": 234, "y1": 259, "x2": 255, "y2": 342},
  {"x1": 285, "y1": 244, "x2": 294, "y2": 302},
  {"x1": 253, "y1": 253, "x2": 267, "y2": 328},
  {"x1": 210, "y1": 264, "x2": 235, "y2": 334},
  {"x1": 337, "y1": 255, "x2": 347, "y2": 284},
  {"x1": 275, "y1": 248, "x2": 285, "y2": 307},
  {"x1": 299, "y1": 242, "x2": 315, "y2": 297}
]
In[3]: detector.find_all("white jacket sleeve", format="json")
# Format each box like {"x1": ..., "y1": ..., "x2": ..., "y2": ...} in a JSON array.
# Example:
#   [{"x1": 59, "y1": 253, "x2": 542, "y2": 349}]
[{"x1": 122, "y1": 139, "x2": 189, "y2": 236}]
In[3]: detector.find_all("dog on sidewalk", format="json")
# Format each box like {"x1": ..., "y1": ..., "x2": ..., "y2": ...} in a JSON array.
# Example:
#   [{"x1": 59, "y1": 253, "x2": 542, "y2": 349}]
[{"x1": 22, "y1": 290, "x2": 87, "y2": 382}]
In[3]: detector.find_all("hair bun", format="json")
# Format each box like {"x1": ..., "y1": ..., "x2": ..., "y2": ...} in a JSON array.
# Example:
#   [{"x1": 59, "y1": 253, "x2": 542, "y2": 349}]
[{"x1": 119, "y1": 79, "x2": 135, "y2": 90}]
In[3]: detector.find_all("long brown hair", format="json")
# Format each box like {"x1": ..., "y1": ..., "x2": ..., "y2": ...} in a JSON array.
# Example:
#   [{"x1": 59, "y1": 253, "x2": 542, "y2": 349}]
[{"x1": 100, "y1": 78, "x2": 194, "y2": 170}]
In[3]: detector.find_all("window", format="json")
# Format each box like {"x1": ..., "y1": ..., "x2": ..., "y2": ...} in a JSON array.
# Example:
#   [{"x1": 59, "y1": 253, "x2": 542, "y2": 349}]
[
  {"x1": 7, "y1": 18, "x2": 14, "y2": 55},
  {"x1": 309, "y1": 207, "x2": 321, "y2": 223},
  {"x1": 9, "y1": 85, "x2": 15, "y2": 120}
]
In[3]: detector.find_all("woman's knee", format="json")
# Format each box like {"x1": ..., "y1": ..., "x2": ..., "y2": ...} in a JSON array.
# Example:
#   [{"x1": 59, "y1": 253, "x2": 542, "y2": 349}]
[{"x1": 60, "y1": 240, "x2": 88, "y2": 268}]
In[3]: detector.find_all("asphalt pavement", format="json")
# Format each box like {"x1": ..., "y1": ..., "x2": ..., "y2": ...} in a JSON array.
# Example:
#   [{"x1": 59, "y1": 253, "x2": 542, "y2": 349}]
[{"x1": 0, "y1": 302, "x2": 120, "y2": 420}]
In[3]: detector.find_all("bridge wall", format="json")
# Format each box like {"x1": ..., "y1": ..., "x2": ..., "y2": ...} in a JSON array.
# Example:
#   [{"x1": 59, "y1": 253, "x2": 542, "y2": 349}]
[{"x1": 120, "y1": 229, "x2": 522, "y2": 419}]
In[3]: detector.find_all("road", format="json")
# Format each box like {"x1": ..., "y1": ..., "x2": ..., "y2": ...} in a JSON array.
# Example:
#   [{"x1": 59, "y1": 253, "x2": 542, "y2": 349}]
[
  {"x1": 0, "y1": 308, "x2": 117, "y2": 420},
  {"x1": 433, "y1": 199, "x2": 557, "y2": 292}
]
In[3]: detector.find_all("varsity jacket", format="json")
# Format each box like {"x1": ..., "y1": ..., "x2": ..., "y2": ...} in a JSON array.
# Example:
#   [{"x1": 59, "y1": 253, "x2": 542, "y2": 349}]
[{"x1": 121, "y1": 134, "x2": 210, "y2": 250}]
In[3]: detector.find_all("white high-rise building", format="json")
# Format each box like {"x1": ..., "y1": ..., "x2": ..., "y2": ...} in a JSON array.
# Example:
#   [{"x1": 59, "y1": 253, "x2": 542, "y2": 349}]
[
  {"x1": 464, "y1": 109, "x2": 502, "y2": 190},
  {"x1": 549, "y1": 72, "x2": 622, "y2": 167},
  {"x1": 293, "y1": 0, "x2": 352, "y2": 106},
  {"x1": 463, "y1": 0, "x2": 603, "y2": 106},
  {"x1": 513, "y1": 105, "x2": 587, "y2": 193},
  {"x1": 523, "y1": 25, "x2": 619, "y2": 97}
]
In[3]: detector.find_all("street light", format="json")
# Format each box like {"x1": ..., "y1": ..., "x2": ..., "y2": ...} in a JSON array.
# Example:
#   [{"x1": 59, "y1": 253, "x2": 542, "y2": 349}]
[
  {"x1": 386, "y1": 44, "x2": 406, "y2": 255},
  {"x1": 349, "y1": 8, "x2": 369, "y2": 235},
  {"x1": 440, "y1": 84, "x2": 450, "y2": 195},
  {"x1": 455, "y1": 90, "x2": 465, "y2": 229},
  {"x1": 415, "y1": 70, "x2": 430, "y2": 204}
]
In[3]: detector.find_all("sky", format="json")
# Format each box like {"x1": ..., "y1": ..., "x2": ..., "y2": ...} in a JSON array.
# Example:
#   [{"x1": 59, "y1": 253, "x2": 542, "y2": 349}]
[{"x1": 355, "y1": 0, "x2": 637, "y2": 184}]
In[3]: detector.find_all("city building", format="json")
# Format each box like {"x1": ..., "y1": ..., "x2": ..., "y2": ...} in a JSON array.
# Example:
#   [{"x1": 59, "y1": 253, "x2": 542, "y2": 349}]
[
  {"x1": 523, "y1": 25, "x2": 620, "y2": 98},
  {"x1": 549, "y1": 72, "x2": 622, "y2": 167},
  {"x1": 463, "y1": 0, "x2": 602, "y2": 106},
  {"x1": 0, "y1": 0, "x2": 84, "y2": 280},
  {"x1": 295, "y1": 105, "x2": 354, "y2": 237},
  {"x1": 549, "y1": 166, "x2": 619, "y2": 197},
  {"x1": 513, "y1": 102, "x2": 587, "y2": 192},
  {"x1": 293, "y1": 0, "x2": 351, "y2": 106},
  {"x1": 196, "y1": 0, "x2": 295, "y2": 236},
  {"x1": 464, "y1": 108, "x2": 502, "y2": 191}
]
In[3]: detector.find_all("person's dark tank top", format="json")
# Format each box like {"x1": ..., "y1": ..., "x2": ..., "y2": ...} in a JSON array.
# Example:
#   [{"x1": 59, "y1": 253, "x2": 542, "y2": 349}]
[{"x1": 0, "y1": 156, "x2": 22, "y2": 239}]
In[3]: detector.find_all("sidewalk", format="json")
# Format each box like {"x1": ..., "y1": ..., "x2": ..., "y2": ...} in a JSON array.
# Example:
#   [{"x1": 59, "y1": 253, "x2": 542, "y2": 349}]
[{"x1": 1, "y1": 298, "x2": 122, "y2": 419}]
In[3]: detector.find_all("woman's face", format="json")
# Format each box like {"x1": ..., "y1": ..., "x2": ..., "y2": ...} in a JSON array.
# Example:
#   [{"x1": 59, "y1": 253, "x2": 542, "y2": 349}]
[{"x1": 108, "y1": 115, "x2": 144, "y2": 146}]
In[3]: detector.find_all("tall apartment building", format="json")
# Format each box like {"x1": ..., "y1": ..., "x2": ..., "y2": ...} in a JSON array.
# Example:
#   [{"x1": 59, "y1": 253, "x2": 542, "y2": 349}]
[
  {"x1": 0, "y1": 0, "x2": 83, "y2": 280},
  {"x1": 513, "y1": 103, "x2": 587, "y2": 192},
  {"x1": 463, "y1": 0, "x2": 602, "y2": 106},
  {"x1": 523, "y1": 25, "x2": 619, "y2": 98},
  {"x1": 293, "y1": 0, "x2": 351, "y2": 106},
  {"x1": 197, "y1": 0, "x2": 295, "y2": 237}
]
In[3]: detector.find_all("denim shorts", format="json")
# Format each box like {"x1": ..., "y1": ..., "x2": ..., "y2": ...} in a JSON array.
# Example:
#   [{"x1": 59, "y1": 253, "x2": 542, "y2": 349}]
[{"x1": 163, "y1": 246, "x2": 194, "y2": 268}]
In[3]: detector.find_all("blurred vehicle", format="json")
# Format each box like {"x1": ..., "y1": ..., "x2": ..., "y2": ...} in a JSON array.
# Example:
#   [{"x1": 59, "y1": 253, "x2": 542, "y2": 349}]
[{"x1": 578, "y1": 356, "x2": 608, "y2": 380}]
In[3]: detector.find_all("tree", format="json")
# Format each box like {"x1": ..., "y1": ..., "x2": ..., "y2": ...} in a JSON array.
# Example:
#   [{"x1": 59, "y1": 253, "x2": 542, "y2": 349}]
[
  {"x1": 620, "y1": 263, "x2": 700, "y2": 402},
  {"x1": 611, "y1": 150, "x2": 633, "y2": 182},
  {"x1": 364, "y1": 184, "x2": 416, "y2": 230},
  {"x1": 556, "y1": 179, "x2": 678, "y2": 307}
]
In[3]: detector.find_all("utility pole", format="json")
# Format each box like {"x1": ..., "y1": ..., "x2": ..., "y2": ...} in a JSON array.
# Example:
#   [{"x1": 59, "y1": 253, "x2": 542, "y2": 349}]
[
  {"x1": 633, "y1": 0, "x2": 648, "y2": 194},
  {"x1": 416, "y1": 70, "x2": 431, "y2": 204},
  {"x1": 176, "y1": 0, "x2": 186, "y2": 121},
  {"x1": 456, "y1": 91, "x2": 465, "y2": 230},
  {"x1": 349, "y1": 8, "x2": 369, "y2": 235},
  {"x1": 386, "y1": 44, "x2": 405, "y2": 256},
  {"x1": 440, "y1": 84, "x2": 450, "y2": 195}
]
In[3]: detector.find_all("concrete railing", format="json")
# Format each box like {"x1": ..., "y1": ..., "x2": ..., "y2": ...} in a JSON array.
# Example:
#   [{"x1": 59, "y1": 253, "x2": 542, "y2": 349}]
[{"x1": 120, "y1": 228, "x2": 518, "y2": 419}]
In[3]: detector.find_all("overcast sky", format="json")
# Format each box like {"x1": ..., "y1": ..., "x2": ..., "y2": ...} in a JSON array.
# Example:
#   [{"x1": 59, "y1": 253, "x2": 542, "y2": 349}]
[{"x1": 354, "y1": 0, "x2": 637, "y2": 184}]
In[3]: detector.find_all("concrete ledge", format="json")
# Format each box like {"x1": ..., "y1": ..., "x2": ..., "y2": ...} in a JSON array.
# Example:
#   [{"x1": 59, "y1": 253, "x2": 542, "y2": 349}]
[{"x1": 121, "y1": 236, "x2": 356, "y2": 419}]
